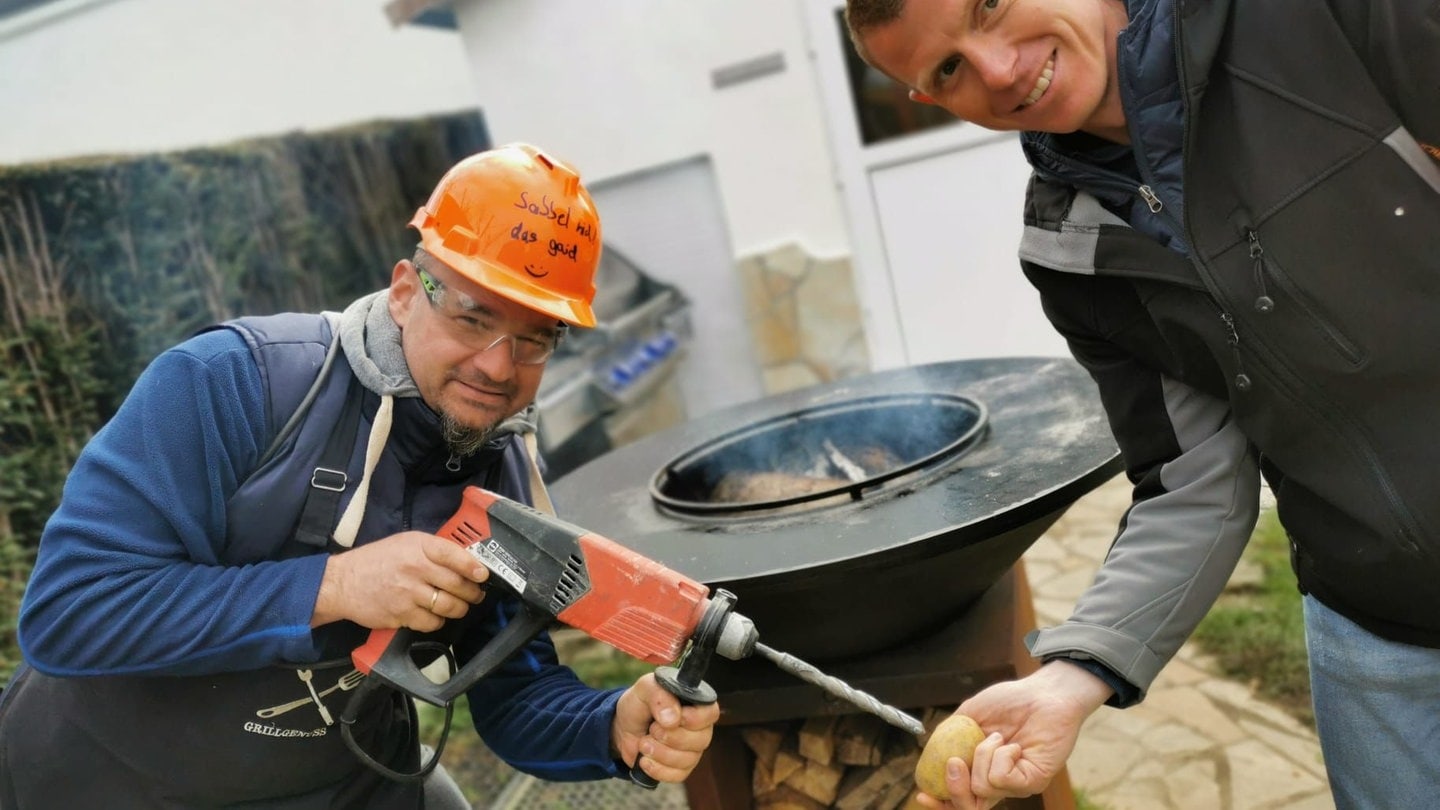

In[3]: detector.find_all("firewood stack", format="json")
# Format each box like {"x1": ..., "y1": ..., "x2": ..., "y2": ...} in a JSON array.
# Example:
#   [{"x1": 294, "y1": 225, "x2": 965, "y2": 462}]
[{"x1": 741, "y1": 706, "x2": 958, "y2": 810}]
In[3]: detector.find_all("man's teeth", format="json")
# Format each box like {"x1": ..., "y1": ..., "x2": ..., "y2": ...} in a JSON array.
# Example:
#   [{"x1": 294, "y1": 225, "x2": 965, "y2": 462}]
[{"x1": 1021, "y1": 59, "x2": 1054, "y2": 107}]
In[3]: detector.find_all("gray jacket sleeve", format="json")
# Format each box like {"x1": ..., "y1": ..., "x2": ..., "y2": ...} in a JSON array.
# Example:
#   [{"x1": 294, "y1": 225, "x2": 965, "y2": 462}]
[{"x1": 1028, "y1": 376, "x2": 1260, "y2": 698}]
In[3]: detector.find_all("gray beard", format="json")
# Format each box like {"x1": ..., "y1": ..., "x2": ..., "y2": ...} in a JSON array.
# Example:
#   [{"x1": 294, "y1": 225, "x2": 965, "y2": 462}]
[{"x1": 441, "y1": 411, "x2": 496, "y2": 458}]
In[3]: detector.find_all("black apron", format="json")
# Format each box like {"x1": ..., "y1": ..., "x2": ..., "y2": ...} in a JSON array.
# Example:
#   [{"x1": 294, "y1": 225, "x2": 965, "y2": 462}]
[{"x1": 0, "y1": 659, "x2": 423, "y2": 809}]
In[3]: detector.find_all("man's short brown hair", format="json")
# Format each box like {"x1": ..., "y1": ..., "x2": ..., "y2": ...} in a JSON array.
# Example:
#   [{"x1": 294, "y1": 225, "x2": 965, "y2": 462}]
[
  {"x1": 843, "y1": 0, "x2": 906, "y2": 40},
  {"x1": 843, "y1": 0, "x2": 906, "y2": 62}
]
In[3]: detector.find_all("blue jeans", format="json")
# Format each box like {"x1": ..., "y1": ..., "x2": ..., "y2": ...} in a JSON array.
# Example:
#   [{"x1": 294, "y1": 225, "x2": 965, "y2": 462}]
[{"x1": 1304, "y1": 595, "x2": 1440, "y2": 809}]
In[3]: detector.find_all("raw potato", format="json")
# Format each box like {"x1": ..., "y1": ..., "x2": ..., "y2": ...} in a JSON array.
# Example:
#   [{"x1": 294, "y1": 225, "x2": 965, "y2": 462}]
[{"x1": 914, "y1": 714, "x2": 986, "y2": 799}]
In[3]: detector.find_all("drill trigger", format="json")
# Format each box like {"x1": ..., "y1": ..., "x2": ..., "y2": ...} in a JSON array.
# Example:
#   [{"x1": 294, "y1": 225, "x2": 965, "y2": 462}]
[{"x1": 431, "y1": 602, "x2": 551, "y2": 704}]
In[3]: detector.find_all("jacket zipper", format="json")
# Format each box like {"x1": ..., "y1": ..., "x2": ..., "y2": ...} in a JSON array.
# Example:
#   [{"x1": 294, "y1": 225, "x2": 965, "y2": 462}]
[
  {"x1": 402, "y1": 485, "x2": 415, "y2": 531},
  {"x1": 1242, "y1": 226, "x2": 1364, "y2": 365},
  {"x1": 1033, "y1": 149, "x2": 1176, "y2": 232},
  {"x1": 1138, "y1": 185, "x2": 1163, "y2": 213},
  {"x1": 1247, "y1": 232, "x2": 1274, "y2": 313},
  {"x1": 1215, "y1": 301, "x2": 1428, "y2": 558},
  {"x1": 1213, "y1": 230, "x2": 1417, "y2": 556},
  {"x1": 1218, "y1": 311, "x2": 1252, "y2": 392}
]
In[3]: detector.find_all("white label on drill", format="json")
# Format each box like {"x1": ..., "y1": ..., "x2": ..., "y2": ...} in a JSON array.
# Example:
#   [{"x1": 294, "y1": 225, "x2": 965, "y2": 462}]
[{"x1": 467, "y1": 540, "x2": 527, "y2": 594}]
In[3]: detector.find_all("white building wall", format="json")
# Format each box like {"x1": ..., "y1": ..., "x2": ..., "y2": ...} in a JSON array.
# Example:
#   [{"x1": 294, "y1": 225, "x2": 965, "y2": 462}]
[
  {"x1": 0, "y1": 0, "x2": 481, "y2": 165},
  {"x1": 448, "y1": 0, "x2": 851, "y2": 259}
]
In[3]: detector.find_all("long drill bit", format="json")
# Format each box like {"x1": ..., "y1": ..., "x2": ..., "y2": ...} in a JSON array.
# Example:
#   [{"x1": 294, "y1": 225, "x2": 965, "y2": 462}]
[{"x1": 754, "y1": 642, "x2": 925, "y2": 736}]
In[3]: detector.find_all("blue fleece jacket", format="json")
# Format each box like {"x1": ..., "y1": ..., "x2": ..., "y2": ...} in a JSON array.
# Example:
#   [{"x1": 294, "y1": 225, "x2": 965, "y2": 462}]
[{"x1": 13, "y1": 325, "x2": 625, "y2": 782}]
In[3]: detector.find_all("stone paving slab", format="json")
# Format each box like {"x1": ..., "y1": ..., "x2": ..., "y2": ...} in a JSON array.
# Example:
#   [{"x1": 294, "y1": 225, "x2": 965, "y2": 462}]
[{"x1": 1029, "y1": 475, "x2": 1336, "y2": 810}]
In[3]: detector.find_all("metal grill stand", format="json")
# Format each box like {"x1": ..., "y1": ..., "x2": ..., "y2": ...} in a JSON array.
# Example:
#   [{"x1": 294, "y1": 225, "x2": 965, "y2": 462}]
[{"x1": 683, "y1": 565, "x2": 1077, "y2": 810}]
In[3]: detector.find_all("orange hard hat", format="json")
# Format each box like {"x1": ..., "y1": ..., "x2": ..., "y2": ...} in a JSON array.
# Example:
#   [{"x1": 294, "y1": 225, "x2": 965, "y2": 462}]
[{"x1": 409, "y1": 143, "x2": 601, "y2": 327}]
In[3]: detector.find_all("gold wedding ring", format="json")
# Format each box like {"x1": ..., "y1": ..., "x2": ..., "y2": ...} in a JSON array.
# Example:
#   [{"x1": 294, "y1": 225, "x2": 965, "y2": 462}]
[{"x1": 429, "y1": 587, "x2": 440, "y2": 612}]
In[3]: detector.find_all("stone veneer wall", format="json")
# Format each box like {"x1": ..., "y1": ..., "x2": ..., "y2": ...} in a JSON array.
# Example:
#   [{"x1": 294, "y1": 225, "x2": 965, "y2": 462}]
[{"x1": 735, "y1": 243, "x2": 872, "y2": 395}]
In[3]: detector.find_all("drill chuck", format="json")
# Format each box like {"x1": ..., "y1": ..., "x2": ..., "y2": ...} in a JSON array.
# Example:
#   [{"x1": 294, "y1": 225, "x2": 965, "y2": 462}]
[{"x1": 714, "y1": 610, "x2": 759, "y2": 661}]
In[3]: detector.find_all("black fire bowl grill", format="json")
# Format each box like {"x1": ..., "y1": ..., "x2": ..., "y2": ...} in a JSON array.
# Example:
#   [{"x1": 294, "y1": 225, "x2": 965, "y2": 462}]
[{"x1": 550, "y1": 356, "x2": 1122, "y2": 664}]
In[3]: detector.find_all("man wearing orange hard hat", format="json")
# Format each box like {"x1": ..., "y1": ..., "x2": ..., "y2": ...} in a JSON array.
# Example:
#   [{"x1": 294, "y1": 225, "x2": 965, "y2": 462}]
[{"x1": 0, "y1": 143, "x2": 718, "y2": 808}]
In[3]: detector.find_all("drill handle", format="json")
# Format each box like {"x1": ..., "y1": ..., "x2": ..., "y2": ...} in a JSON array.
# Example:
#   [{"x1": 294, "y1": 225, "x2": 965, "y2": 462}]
[
  {"x1": 351, "y1": 602, "x2": 551, "y2": 707},
  {"x1": 629, "y1": 664, "x2": 718, "y2": 790}
]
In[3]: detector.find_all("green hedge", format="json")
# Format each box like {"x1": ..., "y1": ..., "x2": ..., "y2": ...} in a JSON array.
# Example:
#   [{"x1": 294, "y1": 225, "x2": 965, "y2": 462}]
[{"x1": 0, "y1": 110, "x2": 491, "y2": 680}]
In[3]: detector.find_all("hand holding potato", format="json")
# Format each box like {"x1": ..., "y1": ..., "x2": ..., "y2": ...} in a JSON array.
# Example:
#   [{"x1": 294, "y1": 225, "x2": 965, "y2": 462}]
[
  {"x1": 913, "y1": 661, "x2": 1115, "y2": 809},
  {"x1": 915, "y1": 713, "x2": 987, "y2": 798}
]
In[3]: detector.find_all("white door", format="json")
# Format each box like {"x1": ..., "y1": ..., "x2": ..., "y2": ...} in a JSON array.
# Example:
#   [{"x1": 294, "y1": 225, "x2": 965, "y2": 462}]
[{"x1": 800, "y1": 0, "x2": 1069, "y2": 369}]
